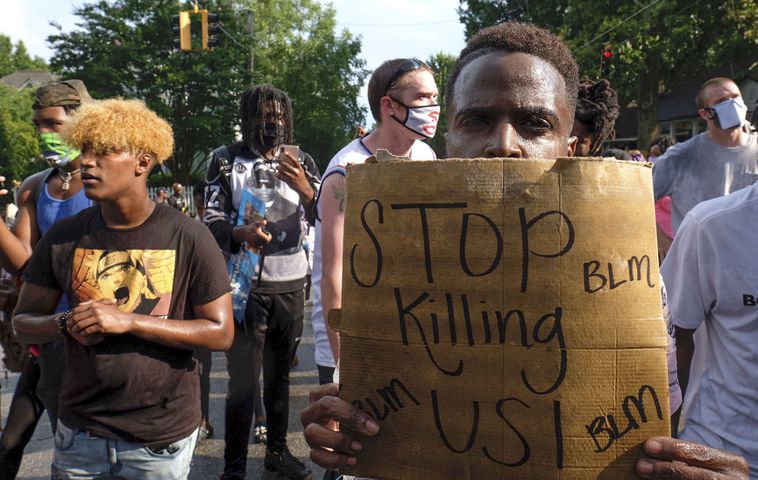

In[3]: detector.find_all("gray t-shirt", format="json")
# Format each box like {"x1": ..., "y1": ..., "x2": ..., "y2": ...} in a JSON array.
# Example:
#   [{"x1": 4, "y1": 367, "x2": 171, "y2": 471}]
[
  {"x1": 661, "y1": 182, "x2": 758, "y2": 477},
  {"x1": 652, "y1": 129, "x2": 758, "y2": 233}
]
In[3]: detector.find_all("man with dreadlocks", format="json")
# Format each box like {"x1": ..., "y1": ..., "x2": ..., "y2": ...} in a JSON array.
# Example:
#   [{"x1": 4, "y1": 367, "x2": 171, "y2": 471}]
[
  {"x1": 205, "y1": 84, "x2": 320, "y2": 480},
  {"x1": 571, "y1": 78, "x2": 620, "y2": 157}
]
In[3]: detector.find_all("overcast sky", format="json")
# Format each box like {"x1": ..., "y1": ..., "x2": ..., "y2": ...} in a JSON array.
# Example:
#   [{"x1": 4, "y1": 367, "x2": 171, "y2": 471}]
[{"x1": 3, "y1": 0, "x2": 466, "y2": 110}]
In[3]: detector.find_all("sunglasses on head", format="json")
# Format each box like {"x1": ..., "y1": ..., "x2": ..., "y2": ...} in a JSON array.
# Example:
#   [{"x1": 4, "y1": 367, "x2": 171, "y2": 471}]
[{"x1": 384, "y1": 58, "x2": 428, "y2": 94}]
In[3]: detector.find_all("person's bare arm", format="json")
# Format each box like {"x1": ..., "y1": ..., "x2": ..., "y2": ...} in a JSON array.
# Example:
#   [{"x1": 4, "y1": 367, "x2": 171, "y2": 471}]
[
  {"x1": 66, "y1": 293, "x2": 234, "y2": 351},
  {"x1": 12, "y1": 281, "x2": 64, "y2": 343},
  {"x1": 320, "y1": 174, "x2": 346, "y2": 363},
  {"x1": 0, "y1": 173, "x2": 44, "y2": 274},
  {"x1": 636, "y1": 436, "x2": 748, "y2": 479}
]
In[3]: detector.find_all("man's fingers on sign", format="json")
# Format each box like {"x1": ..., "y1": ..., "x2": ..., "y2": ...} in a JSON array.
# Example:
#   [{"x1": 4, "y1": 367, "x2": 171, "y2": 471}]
[
  {"x1": 0, "y1": 175, "x2": 7, "y2": 196},
  {"x1": 301, "y1": 383, "x2": 381, "y2": 469},
  {"x1": 636, "y1": 437, "x2": 749, "y2": 479}
]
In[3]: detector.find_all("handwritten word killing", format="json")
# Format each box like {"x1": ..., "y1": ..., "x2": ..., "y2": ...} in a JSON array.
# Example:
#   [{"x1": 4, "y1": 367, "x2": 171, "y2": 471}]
[{"x1": 395, "y1": 287, "x2": 566, "y2": 390}]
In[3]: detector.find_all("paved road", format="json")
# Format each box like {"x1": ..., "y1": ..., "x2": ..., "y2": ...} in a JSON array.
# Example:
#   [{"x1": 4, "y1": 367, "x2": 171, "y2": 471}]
[{"x1": 1, "y1": 302, "x2": 325, "y2": 480}]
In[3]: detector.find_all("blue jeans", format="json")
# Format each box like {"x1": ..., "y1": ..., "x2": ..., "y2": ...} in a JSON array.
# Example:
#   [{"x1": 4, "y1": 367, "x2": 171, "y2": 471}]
[{"x1": 52, "y1": 421, "x2": 198, "y2": 479}]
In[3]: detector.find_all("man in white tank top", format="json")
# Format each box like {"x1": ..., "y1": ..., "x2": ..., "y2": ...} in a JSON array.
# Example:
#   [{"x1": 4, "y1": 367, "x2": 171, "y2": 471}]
[{"x1": 311, "y1": 58, "x2": 439, "y2": 386}]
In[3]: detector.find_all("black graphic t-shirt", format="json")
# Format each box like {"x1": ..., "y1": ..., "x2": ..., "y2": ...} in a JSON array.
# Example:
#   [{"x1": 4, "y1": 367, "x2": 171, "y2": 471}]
[{"x1": 24, "y1": 204, "x2": 231, "y2": 447}]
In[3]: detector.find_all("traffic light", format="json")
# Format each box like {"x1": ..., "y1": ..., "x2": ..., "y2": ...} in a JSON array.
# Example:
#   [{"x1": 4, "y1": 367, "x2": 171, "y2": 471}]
[
  {"x1": 203, "y1": 12, "x2": 221, "y2": 50},
  {"x1": 600, "y1": 46, "x2": 613, "y2": 78},
  {"x1": 172, "y1": 12, "x2": 191, "y2": 51},
  {"x1": 172, "y1": 4, "x2": 221, "y2": 52}
]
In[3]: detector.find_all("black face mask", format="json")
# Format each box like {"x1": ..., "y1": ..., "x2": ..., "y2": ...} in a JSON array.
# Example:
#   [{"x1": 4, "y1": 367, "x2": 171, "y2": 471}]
[{"x1": 257, "y1": 123, "x2": 287, "y2": 150}]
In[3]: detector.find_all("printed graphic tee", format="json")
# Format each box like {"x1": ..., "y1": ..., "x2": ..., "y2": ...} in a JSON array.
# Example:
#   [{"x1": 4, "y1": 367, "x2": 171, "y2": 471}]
[{"x1": 24, "y1": 204, "x2": 231, "y2": 447}]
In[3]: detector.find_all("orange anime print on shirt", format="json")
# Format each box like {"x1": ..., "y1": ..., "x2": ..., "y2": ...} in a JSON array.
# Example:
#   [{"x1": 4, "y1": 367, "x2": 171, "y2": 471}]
[{"x1": 71, "y1": 249, "x2": 175, "y2": 317}]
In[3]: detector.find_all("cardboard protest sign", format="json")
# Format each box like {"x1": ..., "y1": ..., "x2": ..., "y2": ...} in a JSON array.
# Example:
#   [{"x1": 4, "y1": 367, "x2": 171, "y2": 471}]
[{"x1": 334, "y1": 157, "x2": 670, "y2": 480}]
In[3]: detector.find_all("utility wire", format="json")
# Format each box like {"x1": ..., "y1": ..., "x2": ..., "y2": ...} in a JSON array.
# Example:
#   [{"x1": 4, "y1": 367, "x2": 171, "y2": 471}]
[
  {"x1": 579, "y1": 0, "x2": 706, "y2": 52},
  {"x1": 578, "y1": 0, "x2": 663, "y2": 50},
  {"x1": 218, "y1": 24, "x2": 246, "y2": 49}
]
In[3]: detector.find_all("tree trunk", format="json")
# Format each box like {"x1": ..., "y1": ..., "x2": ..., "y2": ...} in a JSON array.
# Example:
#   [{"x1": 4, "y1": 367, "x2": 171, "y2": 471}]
[{"x1": 636, "y1": 55, "x2": 662, "y2": 152}]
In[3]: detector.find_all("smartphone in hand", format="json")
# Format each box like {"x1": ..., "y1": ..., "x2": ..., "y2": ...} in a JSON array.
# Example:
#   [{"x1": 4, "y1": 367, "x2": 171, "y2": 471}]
[{"x1": 279, "y1": 144, "x2": 300, "y2": 165}]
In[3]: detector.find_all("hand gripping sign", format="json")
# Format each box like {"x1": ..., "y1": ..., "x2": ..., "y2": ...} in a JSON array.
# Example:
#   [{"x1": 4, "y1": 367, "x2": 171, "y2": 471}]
[{"x1": 333, "y1": 156, "x2": 670, "y2": 480}]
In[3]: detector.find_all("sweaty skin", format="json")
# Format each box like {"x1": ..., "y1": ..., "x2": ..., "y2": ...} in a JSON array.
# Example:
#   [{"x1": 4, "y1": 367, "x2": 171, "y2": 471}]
[{"x1": 446, "y1": 52, "x2": 576, "y2": 160}]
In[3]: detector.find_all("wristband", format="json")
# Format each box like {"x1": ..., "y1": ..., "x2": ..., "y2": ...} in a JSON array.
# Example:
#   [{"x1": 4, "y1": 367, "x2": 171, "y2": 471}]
[{"x1": 58, "y1": 309, "x2": 72, "y2": 336}]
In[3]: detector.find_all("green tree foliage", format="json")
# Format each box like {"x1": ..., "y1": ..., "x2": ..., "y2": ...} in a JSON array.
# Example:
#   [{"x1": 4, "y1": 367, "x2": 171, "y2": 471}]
[
  {"x1": 0, "y1": 35, "x2": 48, "y2": 202},
  {"x1": 248, "y1": 0, "x2": 368, "y2": 171},
  {"x1": 0, "y1": 35, "x2": 48, "y2": 77},
  {"x1": 0, "y1": 85, "x2": 45, "y2": 199},
  {"x1": 426, "y1": 52, "x2": 456, "y2": 157},
  {"x1": 48, "y1": 0, "x2": 367, "y2": 182},
  {"x1": 457, "y1": 0, "x2": 758, "y2": 150}
]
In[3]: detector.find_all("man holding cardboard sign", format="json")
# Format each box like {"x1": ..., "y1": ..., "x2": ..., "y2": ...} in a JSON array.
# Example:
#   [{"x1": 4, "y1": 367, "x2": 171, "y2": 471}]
[{"x1": 301, "y1": 22, "x2": 748, "y2": 480}]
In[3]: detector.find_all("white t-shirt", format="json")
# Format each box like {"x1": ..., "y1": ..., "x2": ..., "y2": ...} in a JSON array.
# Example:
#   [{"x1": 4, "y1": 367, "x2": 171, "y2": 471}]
[
  {"x1": 661, "y1": 181, "x2": 758, "y2": 476},
  {"x1": 311, "y1": 137, "x2": 436, "y2": 369}
]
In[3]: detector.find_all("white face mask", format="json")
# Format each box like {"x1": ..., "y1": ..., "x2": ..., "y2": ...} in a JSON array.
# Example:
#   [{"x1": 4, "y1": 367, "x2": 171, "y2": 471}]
[
  {"x1": 390, "y1": 98, "x2": 440, "y2": 139},
  {"x1": 709, "y1": 98, "x2": 747, "y2": 130}
]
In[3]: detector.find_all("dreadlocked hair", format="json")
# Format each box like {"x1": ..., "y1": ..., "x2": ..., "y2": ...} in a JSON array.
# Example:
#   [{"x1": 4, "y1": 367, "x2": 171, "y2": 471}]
[
  {"x1": 240, "y1": 84, "x2": 293, "y2": 150},
  {"x1": 574, "y1": 79, "x2": 620, "y2": 156}
]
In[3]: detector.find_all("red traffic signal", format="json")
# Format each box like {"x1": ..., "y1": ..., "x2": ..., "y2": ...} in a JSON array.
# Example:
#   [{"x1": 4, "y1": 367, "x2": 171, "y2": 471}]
[{"x1": 600, "y1": 45, "x2": 613, "y2": 78}]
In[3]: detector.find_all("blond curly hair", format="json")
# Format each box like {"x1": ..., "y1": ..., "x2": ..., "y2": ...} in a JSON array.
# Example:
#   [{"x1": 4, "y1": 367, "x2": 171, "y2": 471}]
[{"x1": 62, "y1": 98, "x2": 174, "y2": 163}]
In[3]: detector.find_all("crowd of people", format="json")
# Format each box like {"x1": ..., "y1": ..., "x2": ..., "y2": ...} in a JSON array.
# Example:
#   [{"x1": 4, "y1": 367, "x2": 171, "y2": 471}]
[{"x1": 0, "y1": 18, "x2": 753, "y2": 480}]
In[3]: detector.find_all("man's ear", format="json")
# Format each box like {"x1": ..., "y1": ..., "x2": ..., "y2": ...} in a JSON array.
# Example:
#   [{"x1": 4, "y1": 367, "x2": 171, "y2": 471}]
[
  {"x1": 135, "y1": 152, "x2": 153, "y2": 176},
  {"x1": 380, "y1": 95, "x2": 399, "y2": 120},
  {"x1": 566, "y1": 135, "x2": 578, "y2": 157}
]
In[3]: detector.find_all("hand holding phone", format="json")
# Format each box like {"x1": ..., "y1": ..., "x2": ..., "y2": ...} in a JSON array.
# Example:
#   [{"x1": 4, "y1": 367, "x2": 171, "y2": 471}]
[
  {"x1": 278, "y1": 144, "x2": 300, "y2": 165},
  {"x1": 276, "y1": 145, "x2": 312, "y2": 198}
]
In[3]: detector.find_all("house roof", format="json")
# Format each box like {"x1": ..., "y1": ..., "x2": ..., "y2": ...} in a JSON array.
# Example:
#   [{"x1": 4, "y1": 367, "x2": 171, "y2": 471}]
[{"x1": 0, "y1": 70, "x2": 57, "y2": 90}]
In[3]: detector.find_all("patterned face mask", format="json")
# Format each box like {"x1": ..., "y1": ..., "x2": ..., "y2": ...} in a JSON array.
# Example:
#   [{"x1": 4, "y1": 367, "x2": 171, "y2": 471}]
[
  {"x1": 389, "y1": 98, "x2": 441, "y2": 139},
  {"x1": 38, "y1": 132, "x2": 80, "y2": 168}
]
